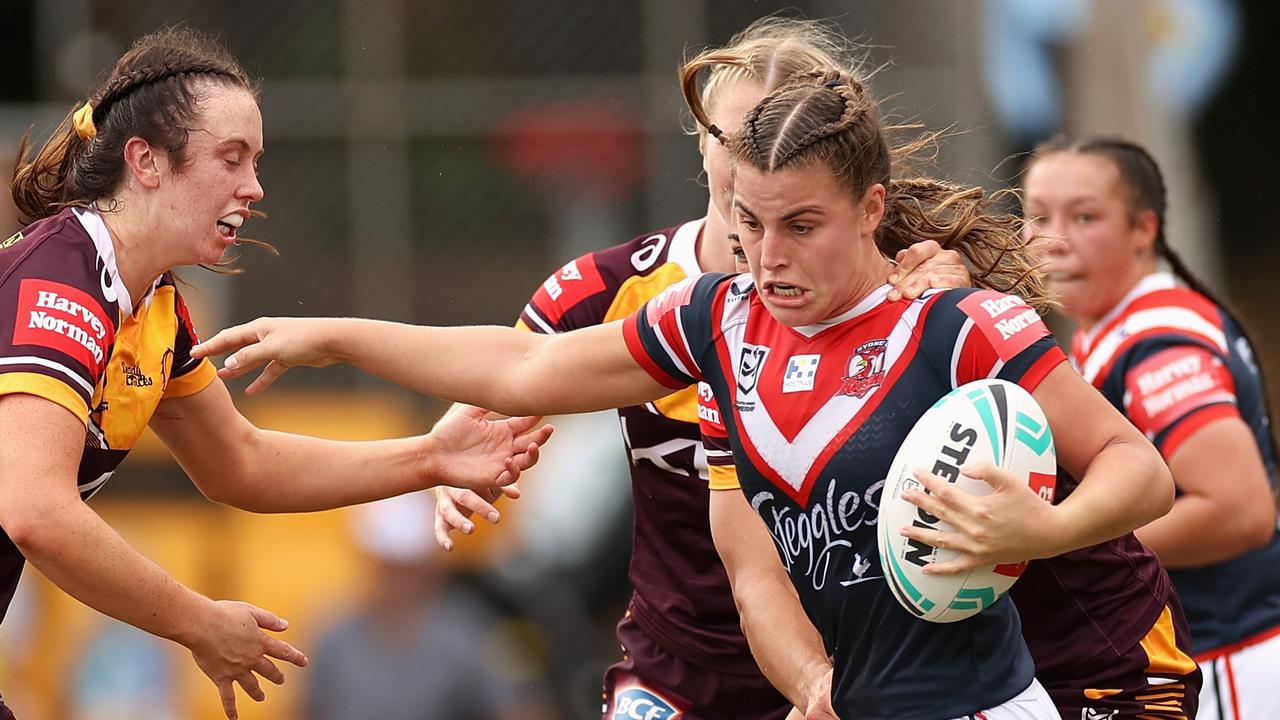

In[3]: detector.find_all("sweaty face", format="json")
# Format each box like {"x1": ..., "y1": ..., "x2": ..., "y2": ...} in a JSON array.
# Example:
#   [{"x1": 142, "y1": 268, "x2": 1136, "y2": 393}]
[
  {"x1": 732, "y1": 160, "x2": 886, "y2": 327},
  {"x1": 154, "y1": 82, "x2": 264, "y2": 266},
  {"x1": 703, "y1": 80, "x2": 765, "y2": 232},
  {"x1": 1022, "y1": 152, "x2": 1154, "y2": 328}
]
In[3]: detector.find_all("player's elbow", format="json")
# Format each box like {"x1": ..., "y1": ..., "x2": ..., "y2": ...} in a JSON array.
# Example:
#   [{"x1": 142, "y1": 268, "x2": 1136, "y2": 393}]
[
  {"x1": 1235, "y1": 497, "x2": 1277, "y2": 552},
  {"x1": 187, "y1": 435, "x2": 262, "y2": 509},
  {"x1": 1133, "y1": 442, "x2": 1176, "y2": 524},
  {"x1": 0, "y1": 499, "x2": 73, "y2": 558}
]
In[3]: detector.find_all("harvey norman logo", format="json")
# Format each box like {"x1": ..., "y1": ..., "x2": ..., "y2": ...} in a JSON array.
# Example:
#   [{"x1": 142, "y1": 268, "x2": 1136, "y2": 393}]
[
  {"x1": 978, "y1": 296, "x2": 1040, "y2": 341},
  {"x1": 13, "y1": 279, "x2": 113, "y2": 370}
]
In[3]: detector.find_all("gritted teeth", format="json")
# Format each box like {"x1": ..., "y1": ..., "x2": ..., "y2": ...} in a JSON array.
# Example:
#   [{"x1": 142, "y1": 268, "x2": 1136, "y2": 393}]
[{"x1": 219, "y1": 213, "x2": 245, "y2": 228}]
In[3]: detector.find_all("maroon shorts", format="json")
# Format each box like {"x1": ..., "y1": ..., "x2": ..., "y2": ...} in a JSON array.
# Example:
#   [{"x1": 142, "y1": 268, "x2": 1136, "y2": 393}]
[
  {"x1": 601, "y1": 611, "x2": 791, "y2": 720},
  {"x1": 1041, "y1": 601, "x2": 1201, "y2": 720}
]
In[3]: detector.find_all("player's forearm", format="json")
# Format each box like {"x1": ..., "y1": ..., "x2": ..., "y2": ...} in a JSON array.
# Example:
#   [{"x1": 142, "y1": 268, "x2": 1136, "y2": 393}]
[
  {"x1": 211, "y1": 429, "x2": 427, "y2": 513},
  {"x1": 327, "y1": 319, "x2": 653, "y2": 415},
  {"x1": 1050, "y1": 436, "x2": 1173, "y2": 555},
  {"x1": 1137, "y1": 494, "x2": 1276, "y2": 568},
  {"x1": 9, "y1": 498, "x2": 214, "y2": 646},
  {"x1": 733, "y1": 579, "x2": 831, "y2": 710},
  {"x1": 326, "y1": 320, "x2": 562, "y2": 414}
]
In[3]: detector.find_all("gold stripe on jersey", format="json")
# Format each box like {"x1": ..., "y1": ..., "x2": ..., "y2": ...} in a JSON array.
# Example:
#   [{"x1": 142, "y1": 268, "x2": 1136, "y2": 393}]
[
  {"x1": 709, "y1": 463, "x2": 741, "y2": 491},
  {"x1": 606, "y1": 261, "x2": 700, "y2": 424},
  {"x1": 514, "y1": 318, "x2": 532, "y2": 333},
  {"x1": 165, "y1": 359, "x2": 217, "y2": 399},
  {"x1": 90, "y1": 285, "x2": 215, "y2": 451},
  {"x1": 1140, "y1": 605, "x2": 1199, "y2": 675},
  {"x1": 0, "y1": 372, "x2": 90, "y2": 423}
]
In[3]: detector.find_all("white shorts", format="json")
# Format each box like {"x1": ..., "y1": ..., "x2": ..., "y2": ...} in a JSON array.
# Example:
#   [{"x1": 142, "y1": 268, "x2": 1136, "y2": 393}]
[
  {"x1": 949, "y1": 678, "x2": 1059, "y2": 720},
  {"x1": 1196, "y1": 625, "x2": 1280, "y2": 720}
]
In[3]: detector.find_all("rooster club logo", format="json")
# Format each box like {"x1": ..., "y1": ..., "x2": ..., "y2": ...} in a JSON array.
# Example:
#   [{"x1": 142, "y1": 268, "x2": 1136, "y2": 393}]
[
  {"x1": 737, "y1": 344, "x2": 768, "y2": 394},
  {"x1": 838, "y1": 339, "x2": 887, "y2": 398}
]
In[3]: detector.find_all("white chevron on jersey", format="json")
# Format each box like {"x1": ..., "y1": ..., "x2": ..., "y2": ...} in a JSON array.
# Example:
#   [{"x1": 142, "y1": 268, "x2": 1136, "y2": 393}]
[{"x1": 727, "y1": 289, "x2": 927, "y2": 492}]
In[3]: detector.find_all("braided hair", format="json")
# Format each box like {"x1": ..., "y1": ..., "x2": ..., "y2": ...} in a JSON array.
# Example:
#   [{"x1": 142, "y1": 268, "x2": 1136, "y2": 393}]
[
  {"x1": 692, "y1": 69, "x2": 1051, "y2": 310},
  {"x1": 12, "y1": 27, "x2": 255, "y2": 223}
]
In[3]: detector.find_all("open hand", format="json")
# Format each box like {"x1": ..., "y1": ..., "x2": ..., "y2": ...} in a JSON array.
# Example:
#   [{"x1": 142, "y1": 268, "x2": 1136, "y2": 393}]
[
  {"x1": 423, "y1": 405, "x2": 552, "y2": 494},
  {"x1": 433, "y1": 484, "x2": 522, "y2": 551},
  {"x1": 192, "y1": 317, "x2": 340, "y2": 394},
  {"x1": 187, "y1": 600, "x2": 308, "y2": 720}
]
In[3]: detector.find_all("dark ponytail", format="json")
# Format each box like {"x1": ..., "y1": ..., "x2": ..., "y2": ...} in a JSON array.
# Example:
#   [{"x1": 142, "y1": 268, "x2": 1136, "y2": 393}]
[{"x1": 1031, "y1": 135, "x2": 1280, "y2": 466}]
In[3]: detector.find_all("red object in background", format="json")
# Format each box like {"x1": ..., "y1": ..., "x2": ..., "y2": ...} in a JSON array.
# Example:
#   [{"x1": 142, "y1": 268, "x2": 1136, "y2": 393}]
[{"x1": 493, "y1": 99, "x2": 646, "y2": 198}]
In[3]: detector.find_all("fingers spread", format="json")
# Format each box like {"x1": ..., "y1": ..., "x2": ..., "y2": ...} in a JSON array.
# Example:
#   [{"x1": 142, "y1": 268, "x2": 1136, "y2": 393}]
[
  {"x1": 263, "y1": 636, "x2": 308, "y2": 667},
  {"x1": 244, "y1": 361, "x2": 290, "y2": 395},
  {"x1": 192, "y1": 323, "x2": 257, "y2": 360},
  {"x1": 434, "y1": 513, "x2": 456, "y2": 551},
  {"x1": 437, "y1": 495, "x2": 478, "y2": 535},
  {"x1": 247, "y1": 604, "x2": 286, "y2": 632},
  {"x1": 237, "y1": 672, "x2": 265, "y2": 702},
  {"x1": 455, "y1": 491, "x2": 500, "y2": 524},
  {"x1": 217, "y1": 680, "x2": 239, "y2": 720},
  {"x1": 255, "y1": 656, "x2": 285, "y2": 685}
]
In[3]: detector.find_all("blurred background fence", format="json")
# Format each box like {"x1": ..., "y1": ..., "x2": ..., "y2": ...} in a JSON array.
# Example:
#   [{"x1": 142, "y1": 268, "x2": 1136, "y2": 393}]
[{"x1": 0, "y1": 1, "x2": 1274, "y2": 718}]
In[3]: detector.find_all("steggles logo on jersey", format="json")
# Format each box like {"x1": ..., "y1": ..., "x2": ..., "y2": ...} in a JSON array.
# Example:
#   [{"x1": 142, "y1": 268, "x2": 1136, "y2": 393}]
[
  {"x1": 783, "y1": 354, "x2": 820, "y2": 393},
  {"x1": 737, "y1": 344, "x2": 768, "y2": 394},
  {"x1": 838, "y1": 339, "x2": 887, "y2": 398},
  {"x1": 752, "y1": 478, "x2": 884, "y2": 591}
]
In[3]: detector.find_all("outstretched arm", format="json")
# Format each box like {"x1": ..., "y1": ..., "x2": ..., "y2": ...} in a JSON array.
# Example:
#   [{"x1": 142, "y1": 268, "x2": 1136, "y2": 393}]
[
  {"x1": 149, "y1": 378, "x2": 552, "y2": 513},
  {"x1": 193, "y1": 318, "x2": 671, "y2": 417},
  {"x1": 0, "y1": 394, "x2": 306, "y2": 719}
]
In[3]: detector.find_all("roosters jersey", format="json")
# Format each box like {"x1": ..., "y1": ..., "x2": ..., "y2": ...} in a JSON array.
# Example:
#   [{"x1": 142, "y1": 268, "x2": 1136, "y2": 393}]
[
  {"x1": 627, "y1": 273, "x2": 1065, "y2": 720},
  {"x1": 0, "y1": 207, "x2": 217, "y2": 622},
  {"x1": 518, "y1": 220, "x2": 768, "y2": 676},
  {"x1": 1071, "y1": 272, "x2": 1280, "y2": 654}
]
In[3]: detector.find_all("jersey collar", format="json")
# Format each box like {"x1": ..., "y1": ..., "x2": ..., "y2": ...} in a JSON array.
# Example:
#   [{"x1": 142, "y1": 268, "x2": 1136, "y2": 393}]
[
  {"x1": 72, "y1": 207, "x2": 162, "y2": 317},
  {"x1": 670, "y1": 218, "x2": 705, "y2": 275},
  {"x1": 1077, "y1": 272, "x2": 1177, "y2": 351},
  {"x1": 790, "y1": 284, "x2": 894, "y2": 338}
]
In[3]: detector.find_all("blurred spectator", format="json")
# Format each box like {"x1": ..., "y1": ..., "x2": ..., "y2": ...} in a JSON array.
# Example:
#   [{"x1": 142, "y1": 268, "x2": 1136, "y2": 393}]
[{"x1": 304, "y1": 493, "x2": 552, "y2": 720}]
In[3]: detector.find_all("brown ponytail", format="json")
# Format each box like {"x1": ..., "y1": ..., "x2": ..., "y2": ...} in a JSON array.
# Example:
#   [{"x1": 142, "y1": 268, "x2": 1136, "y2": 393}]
[{"x1": 11, "y1": 28, "x2": 254, "y2": 223}]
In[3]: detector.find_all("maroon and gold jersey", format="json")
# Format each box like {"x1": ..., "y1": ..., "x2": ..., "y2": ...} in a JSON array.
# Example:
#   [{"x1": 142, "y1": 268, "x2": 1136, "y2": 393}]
[
  {"x1": 518, "y1": 220, "x2": 765, "y2": 676},
  {"x1": 0, "y1": 207, "x2": 217, "y2": 620}
]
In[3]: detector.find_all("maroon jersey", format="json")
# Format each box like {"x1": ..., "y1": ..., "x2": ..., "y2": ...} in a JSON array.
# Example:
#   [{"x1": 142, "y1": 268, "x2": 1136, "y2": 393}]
[
  {"x1": 0, "y1": 208, "x2": 217, "y2": 622},
  {"x1": 518, "y1": 220, "x2": 767, "y2": 677}
]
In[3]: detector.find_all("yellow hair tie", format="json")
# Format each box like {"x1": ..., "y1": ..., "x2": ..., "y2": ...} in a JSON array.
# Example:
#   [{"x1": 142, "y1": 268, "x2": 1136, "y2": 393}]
[{"x1": 72, "y1": 101, "x2": 96, "y2": 141}]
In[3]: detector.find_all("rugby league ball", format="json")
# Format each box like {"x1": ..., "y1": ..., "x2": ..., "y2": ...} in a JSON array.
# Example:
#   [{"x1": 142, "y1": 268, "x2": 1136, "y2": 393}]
[{"x1": 878, "y1": 378, "x2": 1057, "y2": 623}]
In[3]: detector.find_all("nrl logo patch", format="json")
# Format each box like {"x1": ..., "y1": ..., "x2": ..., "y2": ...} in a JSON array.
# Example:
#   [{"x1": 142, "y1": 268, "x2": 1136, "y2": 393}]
[{"x1": 0, "y1": 232, "x2": 21, "y2": 249}]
